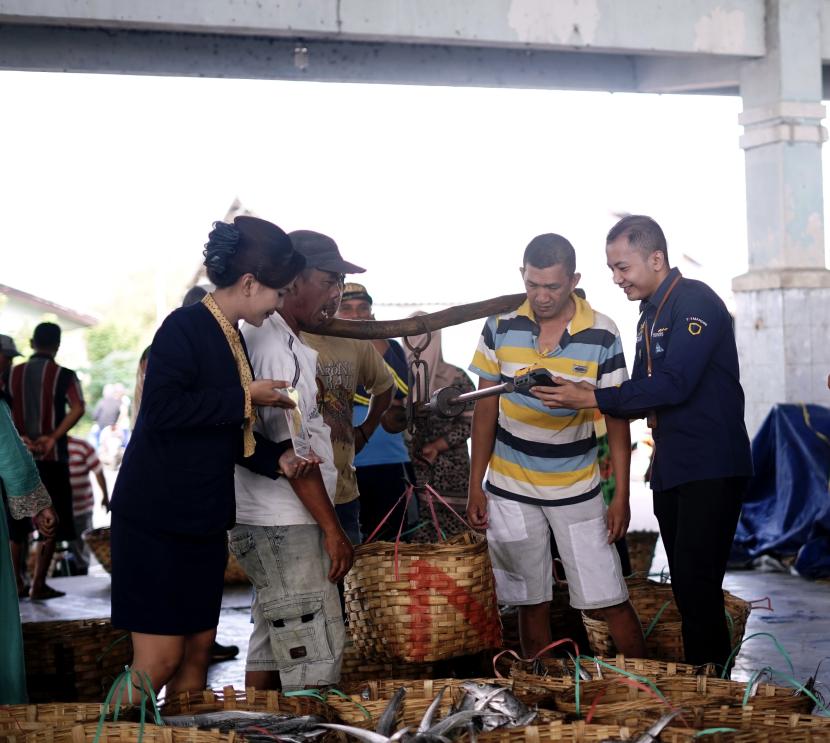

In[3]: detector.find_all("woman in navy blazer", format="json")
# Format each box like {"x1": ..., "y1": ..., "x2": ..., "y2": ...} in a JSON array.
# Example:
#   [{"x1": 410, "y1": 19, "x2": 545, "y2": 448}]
[{"x1": 110, "y1": 216, "x2": 309, "y2": 695}]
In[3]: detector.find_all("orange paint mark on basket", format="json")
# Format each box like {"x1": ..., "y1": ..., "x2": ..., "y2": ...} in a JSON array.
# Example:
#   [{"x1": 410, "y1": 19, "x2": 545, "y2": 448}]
[{"x1": 406, "y1": 559, "x2": 501, "y2": 662}]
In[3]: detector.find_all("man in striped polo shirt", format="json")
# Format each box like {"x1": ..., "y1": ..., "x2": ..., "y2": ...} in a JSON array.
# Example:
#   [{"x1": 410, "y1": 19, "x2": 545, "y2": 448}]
[
  {"x1": 9, "y1": 322, "x2": 85, "y2": 599},
  {"x1": 467, "y1": 234, "x2": 645, "y2": 658},
  {"x1": 67, "y1": 435, "x2": 109, "y2": 575}
]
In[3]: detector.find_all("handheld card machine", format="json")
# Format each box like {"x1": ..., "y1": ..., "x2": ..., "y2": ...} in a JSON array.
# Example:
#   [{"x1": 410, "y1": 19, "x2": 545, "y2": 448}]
[{"x1": 512, "y1": 365, "x2": 561, "y2": 392}]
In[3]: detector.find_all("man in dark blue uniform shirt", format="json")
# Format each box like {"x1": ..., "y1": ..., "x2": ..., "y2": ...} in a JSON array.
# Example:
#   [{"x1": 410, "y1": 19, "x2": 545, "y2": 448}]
[{"x1": 531, "y1": 215, "x2": 753, "y2": 673}]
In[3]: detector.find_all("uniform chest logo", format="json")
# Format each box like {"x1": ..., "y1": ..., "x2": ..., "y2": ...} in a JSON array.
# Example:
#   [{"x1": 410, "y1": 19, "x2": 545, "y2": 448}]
[
  {"x1": 572, "y1": 364, "x2": 588, "y2": 374},
  {"x1": 686, "y1": 316, "x2": 707, "y2": 336}
]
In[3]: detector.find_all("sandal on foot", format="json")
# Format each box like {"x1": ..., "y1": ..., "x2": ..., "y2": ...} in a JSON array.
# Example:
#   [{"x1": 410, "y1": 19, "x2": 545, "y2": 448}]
[{"x1": 30, "y1": 585, "x2": 65, "y2": 600}]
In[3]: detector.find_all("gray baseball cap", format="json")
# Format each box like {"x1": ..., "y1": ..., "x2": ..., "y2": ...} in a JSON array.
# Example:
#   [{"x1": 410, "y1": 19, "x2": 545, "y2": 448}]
[
  {"x1": 288, "y1": 230, "x2": 365, "y2": 274},
  {"x1": 0, "y1": 335, "x2": 21, "y2": 358}
]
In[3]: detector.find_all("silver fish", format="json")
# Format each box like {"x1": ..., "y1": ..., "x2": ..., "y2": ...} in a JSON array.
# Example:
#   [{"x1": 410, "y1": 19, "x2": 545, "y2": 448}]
[
  {"x1": 458, "y1": 682, "x2": 536, "y2": 730},
  {"x1": 630, "y1": 709, "x2": 684, "y2": 743},
  {"x1": 417, "y1": 686, "x2": 448, "y2": 733},
  {"x1": 377, "y1": 687, "x2": 407, "y2": 737},
  {"x1": 748, "y1": 667, "x2": 773, "y2": 697},
  {"x1": 423, "y1": 710, "x2": 481, "y2": 738},
  {"x1": 317, "y1": 724, "x2": 394, "y2": 743}
]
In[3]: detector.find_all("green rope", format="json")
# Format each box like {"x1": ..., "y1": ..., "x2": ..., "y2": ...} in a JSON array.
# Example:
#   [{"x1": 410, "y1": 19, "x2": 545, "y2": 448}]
[
  {"x1": 285, "y1": 688, "x2": 372, "y2": 720},
  {"x1": 399, "y1": 520, "x2": 429, "y2": 538},
  {"x1": 693, "y1": 728, "x2": 739, "y2": 737},
  {"x1": 721, "y1": 632, "x2": 795, "y2": 679},
  {"x1": 644, "y1": 600, "x2": 672, "y2": 639},
  {"x1": 95, "y1": 633, "x2": 130, "y2": 664},
  {"x1": 570, "y1": 655, "x2": 670, "y2": 719},
  {"x1": 756, "y1": 669, "x2": 830, "y2": 714},
  {"x1": 94, "y1": 667, "x2": 162, "y2": 743}
]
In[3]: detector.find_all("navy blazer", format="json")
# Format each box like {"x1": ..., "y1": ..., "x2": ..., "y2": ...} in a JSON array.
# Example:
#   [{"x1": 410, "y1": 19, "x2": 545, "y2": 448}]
[
  {"x1": 595, "y1": 268, "x2": 753, "y2": 491},
  {"x1": 111, "y1": 302, "x2": 289, "y2": 535}
]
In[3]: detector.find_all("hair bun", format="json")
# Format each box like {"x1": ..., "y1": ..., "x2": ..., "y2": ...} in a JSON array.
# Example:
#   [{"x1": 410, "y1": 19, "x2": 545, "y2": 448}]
[{"x1": 203, "y1": 221, "x2": 240, "y2": 276}]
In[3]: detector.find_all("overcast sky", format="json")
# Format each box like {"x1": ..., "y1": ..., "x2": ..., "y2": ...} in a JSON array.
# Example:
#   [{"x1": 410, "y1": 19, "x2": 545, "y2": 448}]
[{"x1": 3, "y1": 70, "x2": 822, "y2": 370}]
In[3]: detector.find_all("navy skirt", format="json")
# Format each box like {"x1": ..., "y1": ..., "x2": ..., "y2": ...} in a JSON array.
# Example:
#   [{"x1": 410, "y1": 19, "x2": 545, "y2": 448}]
[{"x1": 110, "y1": 515, "x2": 227, "y2": 635}]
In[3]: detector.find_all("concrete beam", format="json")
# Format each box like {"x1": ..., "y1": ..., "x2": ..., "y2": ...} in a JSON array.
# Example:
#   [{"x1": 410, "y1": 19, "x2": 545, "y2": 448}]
[
  {"x1": 0, "y1": 23, "x2": 639, "y2": 91},
  {"x1": 635, "y1": 55, "x2": 741, "y2": 94},
  {"x1": 0, "y1": 0, "x2": 766, "y2": 57}
]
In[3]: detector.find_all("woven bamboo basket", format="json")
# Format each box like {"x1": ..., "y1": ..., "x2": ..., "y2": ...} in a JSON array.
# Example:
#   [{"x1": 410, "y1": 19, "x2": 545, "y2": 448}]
[
  {"x1": 339, "y1": 637, "x2": 435, "y2": 684},
  {"x1": 0, "y1": 703, "x2": 106, "y2": 724},
  {"x1": 582, "y1": 580, "x2": 750, "y2": 660},
  {"x1": 508, "y1": 654, "x2": 716, "y2": 701},
  {"x1": 82, "y1": 528, "x2": 113, "y2": 572},
  {"x1": 325, "y1": 680, "x2": 564, "y2": 729},
  {"x1": 340, "y1": 676, "x2": 507, "y2": 699},
  {"x1": 677, "y1": 705, "x2": 830, "y2": 732},
  {"x1": 344, "y1": 531, "x2": 502, "y2": 663},
  {"x1": 659, "y1": 727, "x2": 830, "y2": 743},
  {"x1": 554, "y1": 675, "x2": 815, "y2": 723},
  {"x1": 511, "y1": 655, "x2": 715, "y2": 681},
  {"x1": 160, "y1": 686, "x2": 333, "y2": 720},
  {"x1": 82, "y1": 527, "x2": 249, "y2": 585},
  {"x1": 625, "y1": 530, "x2": 659, "y2": 575},
  {"x1": 22, "y1": 619, "x2": 132, "y2": 702},
  {"x1": 0, "y1": 703, "x2": 107, "y2": 743},
  {"x1": 473, "y1": 720, "x2": 635, "y2": 742},
  {"x1": 24, "y1": 723, "x2": 231, "y2": 743}
]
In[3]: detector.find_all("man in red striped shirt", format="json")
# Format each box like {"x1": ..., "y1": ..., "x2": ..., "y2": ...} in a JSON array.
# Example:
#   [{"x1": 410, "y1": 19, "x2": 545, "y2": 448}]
[
  {"x1": 9, "y1": 322, "x2": 85, "y2": 599},
  {"x1": 67, "y1": 435, "x2": 109, "y2": 575}
]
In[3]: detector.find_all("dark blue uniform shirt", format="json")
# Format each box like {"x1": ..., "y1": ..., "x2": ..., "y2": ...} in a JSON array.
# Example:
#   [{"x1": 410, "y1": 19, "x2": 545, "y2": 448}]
[{"x1": 594, "y1": 268, "x2": 753, "y2": 491}]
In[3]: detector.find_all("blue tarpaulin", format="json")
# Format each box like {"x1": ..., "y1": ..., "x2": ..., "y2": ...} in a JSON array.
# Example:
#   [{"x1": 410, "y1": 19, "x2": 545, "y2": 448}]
[{"x1": 732, "y1": 403, "x2": 830, "y2": 579}]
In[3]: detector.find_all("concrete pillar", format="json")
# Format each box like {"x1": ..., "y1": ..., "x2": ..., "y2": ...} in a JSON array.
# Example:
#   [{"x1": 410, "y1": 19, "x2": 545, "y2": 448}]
[{"x1": 735, "y1": 0, "x2": 830, "y2": 436}]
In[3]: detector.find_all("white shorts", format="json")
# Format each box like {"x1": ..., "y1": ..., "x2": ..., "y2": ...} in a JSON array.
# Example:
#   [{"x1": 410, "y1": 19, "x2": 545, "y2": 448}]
[{"x1": 486, "y1": 493, "x2": 628, "y2": 610}]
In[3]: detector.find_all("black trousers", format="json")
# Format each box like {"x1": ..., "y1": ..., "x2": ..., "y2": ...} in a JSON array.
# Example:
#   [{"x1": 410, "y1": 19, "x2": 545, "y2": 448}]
[
  {"x1": 36, "y1": 461, "x2": 76, "y2": 542},
  {"x1": 653, "y1": 477, "x2": 746, "y2": 673}
]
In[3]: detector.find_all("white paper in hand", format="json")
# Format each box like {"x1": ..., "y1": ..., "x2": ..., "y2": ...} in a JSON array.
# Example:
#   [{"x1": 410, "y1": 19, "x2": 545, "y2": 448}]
[{"x1": 282, "y1": 386, "x2": 313, "y2": 460}]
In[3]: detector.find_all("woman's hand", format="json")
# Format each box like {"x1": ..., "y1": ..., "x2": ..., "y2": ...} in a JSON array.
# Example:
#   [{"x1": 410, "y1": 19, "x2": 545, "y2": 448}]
[
  {"x1": 250, "y1": 379, "x2": 296, "y2": 408},
  {"x1": 419, "y1": 442, "x2": 440, "y2": 465},
  {"x1": 278, "y1": 447, "x2": 322, "y2": 478},
  {"x1": 33, "y1": 506, "x2": 58, "y2": 539}
]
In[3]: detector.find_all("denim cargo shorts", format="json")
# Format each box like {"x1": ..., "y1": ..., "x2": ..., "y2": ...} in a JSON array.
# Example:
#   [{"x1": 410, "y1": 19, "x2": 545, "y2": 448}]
[{"x1": 228, "y1": 523, "x2": 345, "y2": 690}]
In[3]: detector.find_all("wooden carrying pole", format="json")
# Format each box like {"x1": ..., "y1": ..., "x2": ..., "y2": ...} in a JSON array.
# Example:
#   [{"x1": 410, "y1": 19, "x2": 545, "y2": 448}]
[{"x1": 310, "y1": 293, "x2": 526, "y2": 340}]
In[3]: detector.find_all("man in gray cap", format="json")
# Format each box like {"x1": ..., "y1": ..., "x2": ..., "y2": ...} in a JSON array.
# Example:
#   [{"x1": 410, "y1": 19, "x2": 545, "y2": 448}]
[{"x1": 291, "y1": 231, "x2": 395, "y2": 548}]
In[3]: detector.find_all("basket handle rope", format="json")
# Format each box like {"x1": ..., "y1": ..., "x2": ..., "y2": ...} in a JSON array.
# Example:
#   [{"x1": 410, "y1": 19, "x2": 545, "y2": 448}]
[
  {"x1": 643, "y1": 600, "x2": 672, "y2": 640},
  {"x1": 491, "y1": 637, "x2": 580, "y2": 679},
  {"x1": 422, "y1": 484, "x2": 474, "y2": 532},
  {"x1": 739, "y1": 667, "x2": 830, "y2": 713},
  {"x1": 571, "y1": 655, "x2": 672, "y2": 721},
  {"x1": 720, "y1": 631, "x2": 795, "y2": 679},
  {"x1": 748, "y1": 597, "x2": 774, "y2": 611},
  {"x1": 362, "y1": 483, "x2": 419, "y2": 579},
  {"x1": 95, "y1": 633, "x2": 131, "y2": 664},
  {"x1": 645, "y1": 599, "x2": 755, "y2": 644},
  {"x1": 363, "y1": 485, "x2": 412, "y2": 545},
  {"x1": 285, "y1": 688, "x2": 373, "y2": 720},
  {"x1": 94, "y1": 666, "x2": 162, "y2": 743},
  {"x1": 693, "y1": 728, "x2": 739, "y2": 737}
]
